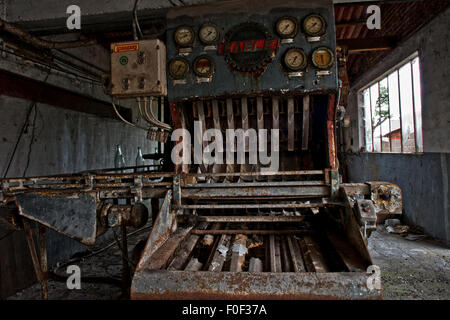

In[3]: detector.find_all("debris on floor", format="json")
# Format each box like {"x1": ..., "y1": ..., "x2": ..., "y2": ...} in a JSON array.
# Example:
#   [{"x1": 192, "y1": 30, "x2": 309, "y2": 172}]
[{"x1": 7, "y1": 226, "x2": 449, "y2": 300}]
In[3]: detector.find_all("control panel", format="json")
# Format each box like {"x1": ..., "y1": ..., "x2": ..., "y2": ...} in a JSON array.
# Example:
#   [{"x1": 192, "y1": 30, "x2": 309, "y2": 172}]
[
  {"x1": 110, "y1": 39, "x2": 167, "y2": 98},
  {"x1": 166, "y1": 2, "x2": 337, "y2": 101}
]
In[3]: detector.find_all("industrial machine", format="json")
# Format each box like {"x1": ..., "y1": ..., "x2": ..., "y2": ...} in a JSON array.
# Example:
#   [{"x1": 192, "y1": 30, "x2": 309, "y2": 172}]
[{"x1": 0, "y1": 0, "x2": 402, "y2": 299}]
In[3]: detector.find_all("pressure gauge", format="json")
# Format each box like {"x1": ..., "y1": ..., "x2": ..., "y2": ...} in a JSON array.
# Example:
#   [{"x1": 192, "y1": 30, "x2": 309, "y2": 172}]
[
  {"x1": 283, "y1": 48, "x2": 307, "y2": 71},
  {"x1": 193, "y1": 55, "x2": 214, "y2": 78},
  {"x1": 199, "y1": 23, "x2": 220, "y2": 45},
  {"x1": 174, "y1": 25, "x2": 195, "y2": 47},
  {"x1": 303, "y1": 14, "x2": 326, "y2": 37},
  {"x1": 169, "y1": 58, "x2": 189, "y2": 79},
  {"x1": 275, "y1": 16, "x2": 298, "y2": 39},
  {"x1": 311, "y1": 47, "x2": 335, "y2": 69}
]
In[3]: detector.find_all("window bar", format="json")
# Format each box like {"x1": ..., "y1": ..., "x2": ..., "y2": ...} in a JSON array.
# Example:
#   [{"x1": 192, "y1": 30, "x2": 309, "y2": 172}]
[
  {"x1": 396, "y1": 70, "x2": 404, "y2": 153},
  {"x1": 378, "y1": 81, "x2": 382, "y2": 152},
  {"x1": 368, "y1": 87, "x2": 374, "y2": 152},
  {"x1": 386, "y1": 76, "x2": 392, "y2": 152},
  {"x1": 410, "y1": 59, "x2": 418, "y2": 153}
]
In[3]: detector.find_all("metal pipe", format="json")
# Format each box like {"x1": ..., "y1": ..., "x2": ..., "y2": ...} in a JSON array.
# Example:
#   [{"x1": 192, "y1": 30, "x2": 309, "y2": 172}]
[{"x1": 0, "y1": 19, "x2": 97, "y2": 49}]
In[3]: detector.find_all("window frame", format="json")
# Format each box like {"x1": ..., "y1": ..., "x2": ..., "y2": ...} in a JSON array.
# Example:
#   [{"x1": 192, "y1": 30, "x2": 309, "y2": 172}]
[{"x1": 358, "y1": 51, "x2": 423, "y2": 154}]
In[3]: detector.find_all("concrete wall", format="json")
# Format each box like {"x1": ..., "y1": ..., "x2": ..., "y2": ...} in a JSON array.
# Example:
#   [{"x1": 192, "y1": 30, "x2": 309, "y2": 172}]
[
  {"x1": 347, "y1": 153, "x2": 449, "y2": 245},
  {"x1": 0, "y1": 95, "x2": 158, "y2": 263},
  {"x1": 344, "y1": 7, "x2": 450, "y2": 245}
]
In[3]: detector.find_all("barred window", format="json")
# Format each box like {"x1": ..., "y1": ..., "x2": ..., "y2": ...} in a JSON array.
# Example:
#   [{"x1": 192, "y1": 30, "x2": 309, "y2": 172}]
[{"x1": 361, "y1": 54, "x2": 423, "y2": 153}]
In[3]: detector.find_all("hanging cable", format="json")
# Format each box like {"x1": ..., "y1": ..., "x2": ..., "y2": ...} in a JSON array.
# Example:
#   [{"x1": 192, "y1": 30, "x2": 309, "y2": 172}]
[
  {"x1": 132, "y1": 0, "x2": 144, "y2": 40},
  {"x1": 137, "y1": 96, "x2": 152, "y2": 125},
  {"x1": 111, "y1": 98, "x2": 148, "y2": 131},
  {"x1": 144, "y1": 97, "x2": 172, "y2": 131}
]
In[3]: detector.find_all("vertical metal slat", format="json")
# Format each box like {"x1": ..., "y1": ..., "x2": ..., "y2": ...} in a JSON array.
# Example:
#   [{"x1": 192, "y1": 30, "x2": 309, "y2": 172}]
[
  {"x1": 302, "y1": 95, "x2": 310, "y2": 151},
  {"x1": 288, "y1": 97, "x2": 295, "y2": 151}
]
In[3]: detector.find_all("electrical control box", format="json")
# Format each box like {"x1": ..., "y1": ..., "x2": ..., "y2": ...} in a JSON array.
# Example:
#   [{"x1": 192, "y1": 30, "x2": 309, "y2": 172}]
[{"x1": 110, "y1": 39, "x2": 167, "y2": 98}]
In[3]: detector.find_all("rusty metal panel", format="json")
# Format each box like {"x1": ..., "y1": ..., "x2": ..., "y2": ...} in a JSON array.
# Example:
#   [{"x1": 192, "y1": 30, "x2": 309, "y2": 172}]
[
  {"x1": 137, "y1": 190, "x2": 177, "y2": 270},
  {"x1": 15, "y1": 192, "x2": 98, "y2": 245},
  {"x1": 131, "y1": 271, "x2": 381, "y2": 300}
]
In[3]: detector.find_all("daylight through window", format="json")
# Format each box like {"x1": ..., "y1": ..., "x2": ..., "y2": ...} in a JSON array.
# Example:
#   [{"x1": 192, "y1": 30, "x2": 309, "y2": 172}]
[{"x1": 361, "y1": 55, "x2": 423, "y2": 153}]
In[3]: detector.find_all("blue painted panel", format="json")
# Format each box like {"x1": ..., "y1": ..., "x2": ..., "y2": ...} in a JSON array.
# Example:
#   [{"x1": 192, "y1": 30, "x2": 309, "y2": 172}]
[{"x1": 166, "y1": 5, "x2": 337, "y2": 101}]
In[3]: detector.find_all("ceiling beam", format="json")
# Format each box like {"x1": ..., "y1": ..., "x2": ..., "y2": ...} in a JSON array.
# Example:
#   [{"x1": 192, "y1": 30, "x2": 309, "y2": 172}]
[
  {"x1": 0, "y1": 69, "x2": 131, "y2": 121},
  {"x1": 337, "y1": 36, "x2": 397, "y2": 53}
]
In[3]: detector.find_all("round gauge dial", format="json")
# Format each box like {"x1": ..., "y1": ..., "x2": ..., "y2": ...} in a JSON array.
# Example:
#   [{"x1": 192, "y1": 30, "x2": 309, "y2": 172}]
[
  {"x1": 284, "y1": 48, "x2": 307, "y2": 71},
  {"x1": 174, "y1": 26, "x2": 195, "y2": 47},
  {"x1": 169, "y1": 58, "x2": 189, "y2": 79},
  {"x1": 199, "y1": 23, "x2": 220, "y2": 45},
  {"x1": 193, "y1": 55, "x2": 214, "y2": 77},
  {"x1": 303, "y1": 14, "x2": 326, "y2": 37},
  {"x1": 275, "y1": 16, "x2": 298, "y2": 38},
  {"x1": 311, "y1": 47, "x2": 335, "y2": 69}
]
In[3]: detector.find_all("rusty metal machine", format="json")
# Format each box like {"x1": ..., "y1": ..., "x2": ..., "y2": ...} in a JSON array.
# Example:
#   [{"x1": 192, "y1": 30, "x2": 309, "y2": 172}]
[{"x1": 0, "y1": 0, "x2": 402, "y2": 300}]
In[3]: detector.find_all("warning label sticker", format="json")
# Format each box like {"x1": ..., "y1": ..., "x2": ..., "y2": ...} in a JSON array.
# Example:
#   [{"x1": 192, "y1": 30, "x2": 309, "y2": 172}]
[{"x1": 114, "y1": 43, "x2": 139, "y2": 53}]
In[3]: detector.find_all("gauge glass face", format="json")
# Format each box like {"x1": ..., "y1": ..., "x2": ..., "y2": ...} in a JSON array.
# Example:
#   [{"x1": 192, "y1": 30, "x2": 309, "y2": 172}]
[
  {"x1": 194, "y1": 56, "x2": 214, "y2": 77},
  {"x1": 199, "y1": 24, "x2": 219, "y2": 44},
  {"x1": 169, "y1": 59, "x2": 189, "y2": 79},
  {"x1": 174, "y1": 26, "x2": 195, "y2": 47},
  {"x1": 284, "y1": 48, "x2": 306, "y2": 71},
  {"x1": 312, "y1": 47, "x2": 334, "y2": 69},
  {"x1": 304, "y1": 14, "x2": 326, "y2": 36},
  {"x1": 275, "y1": 17, "x2": 298, "y2": 38}
]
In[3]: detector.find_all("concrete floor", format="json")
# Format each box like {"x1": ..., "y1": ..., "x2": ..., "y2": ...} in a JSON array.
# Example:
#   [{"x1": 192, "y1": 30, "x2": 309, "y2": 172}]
[{"x1": 7, "y1": 226, "x2": 450, "y2": 300}]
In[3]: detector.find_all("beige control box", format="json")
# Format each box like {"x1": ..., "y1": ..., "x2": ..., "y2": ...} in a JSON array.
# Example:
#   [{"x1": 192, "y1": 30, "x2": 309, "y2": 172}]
[{"x1": 110, "y1": 39, "x2": 167, "y2": 98}]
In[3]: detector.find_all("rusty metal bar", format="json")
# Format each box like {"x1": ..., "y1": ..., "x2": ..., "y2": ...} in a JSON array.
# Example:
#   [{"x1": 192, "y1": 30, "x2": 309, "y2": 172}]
[
  {"x1": 269, "y1": 235, "x2": 282, "y2": 272},
  {"x1": 182, "y1": 185, "x2": 330, "y2": 199},
  {"x1": 185, "y1": 180, "x2": 326, "y2": 188},
  {"x1": 38, "y1": 226, "x2": 48, "y2": 300},
  {"x1": 241, "y1": 97, "x2": 249, "y2": 152},
  {"x1": 182, "y1": 203, "x2": 340, "y2": 210},
  {"x1": 145, "y1": 227, "x2": 193, "y2": 270},
  {"x1": 191, "y1": 230, "x2": 313, "y2": 235},
  {"x1": 230, "y1": 234, "x2": 247, "y2": 272},
  {"x1": 287, "y1": 236, "x2": 306, "y2": 272},
  {"x1": 327, "y1": 94, "x2": 338, "y2": 170},
  {"x1": 194, "y1": 216, "x2": 305, "y2": 223},
  {"x1": 226, "y1": 98, "x2": 235, "y2": 175},
  {"x1": 184, "y1": 170, "x2": 324, "y2": 178},
  {"x1": 208, "y1": 234, "x2": 231, "y2": 272},
  {"x1": 131, "y1": 271, "x2": 382, "y2": 300},
  {"x1": 302, "y1": 236, "x2": 328, "y2": 273},
  {"x1": 23, "y1": 219, "x2": 47, "y2": 300},
  {"x1": 257, "y1": 96, "x2": 264, "y2": 154},
  {"x1": 272, "y1": 96, "x2": 279, "y2": 131},
  {"x1": 288, "y1": 97, "x2": 295, "y2": 151},
  {"x1": 168, "y1": 222, "x2": 208, "y2": 270},
  {"x1": 302, "y1": 95, "x2": 310, "y2": 151},
  {"x1": 280, "y1": 238, "x2": 292, "y2": 272}
]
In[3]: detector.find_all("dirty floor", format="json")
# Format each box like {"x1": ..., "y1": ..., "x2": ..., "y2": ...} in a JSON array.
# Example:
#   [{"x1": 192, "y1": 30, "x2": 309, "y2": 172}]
[{"x1": 7, "y1": 226, "x2": 450, "y2": 300}]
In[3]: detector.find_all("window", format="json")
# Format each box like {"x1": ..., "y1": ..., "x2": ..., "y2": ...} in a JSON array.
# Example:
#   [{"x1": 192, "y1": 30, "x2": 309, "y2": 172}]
[{"x1": 361, "y1": 54, "x2": 423, "y2": 153}]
